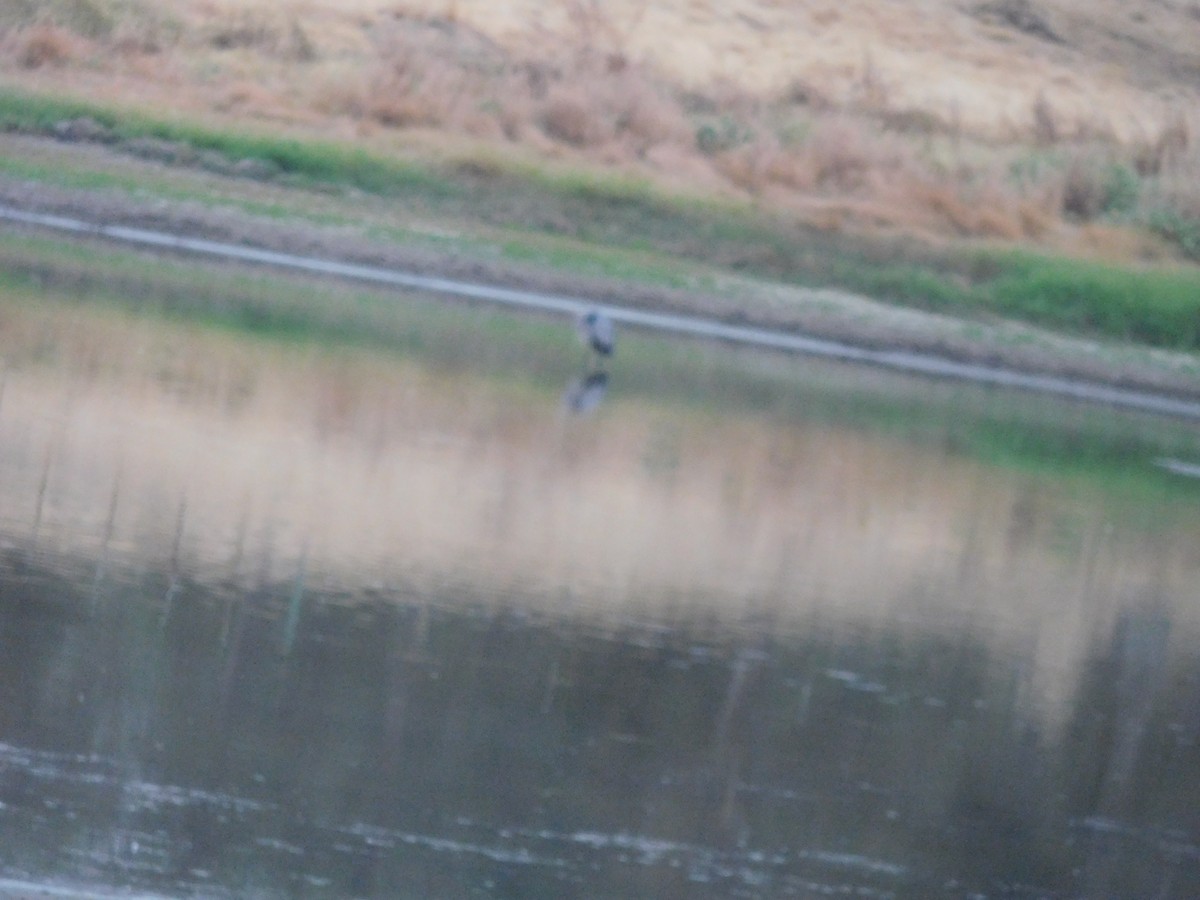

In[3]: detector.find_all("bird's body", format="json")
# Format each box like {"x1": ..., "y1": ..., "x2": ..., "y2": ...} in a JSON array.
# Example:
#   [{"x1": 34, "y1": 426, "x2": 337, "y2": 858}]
[{"x1": 577, "y1": 309, "x2": 615, "y2": 357}]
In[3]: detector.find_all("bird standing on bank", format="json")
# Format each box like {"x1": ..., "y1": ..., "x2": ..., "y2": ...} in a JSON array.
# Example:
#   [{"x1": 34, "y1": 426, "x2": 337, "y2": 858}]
[{"x1": 577, "y1": 308, "x2": 615, "y2": 360}]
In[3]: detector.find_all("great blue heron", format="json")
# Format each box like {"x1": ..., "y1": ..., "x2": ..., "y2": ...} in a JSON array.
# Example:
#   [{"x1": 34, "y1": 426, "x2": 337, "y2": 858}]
[{"x1": 577, "y1": 308, "x2": 615, "y2": 359}]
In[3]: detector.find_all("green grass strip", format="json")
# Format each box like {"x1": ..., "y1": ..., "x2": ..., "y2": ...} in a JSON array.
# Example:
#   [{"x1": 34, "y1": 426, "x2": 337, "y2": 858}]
[
  {"x1": 0, "y1": 87, "x2": 459, "y2": 198},
  {"x1": 983, "y1": 253, "x2": 1200, "y2": 349}
]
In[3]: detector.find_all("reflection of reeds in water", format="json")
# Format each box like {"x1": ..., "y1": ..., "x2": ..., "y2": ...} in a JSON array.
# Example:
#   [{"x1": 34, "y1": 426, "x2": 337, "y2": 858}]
[{"x1": 2, "y1": 303, "x2": 1199, "y2": 730}]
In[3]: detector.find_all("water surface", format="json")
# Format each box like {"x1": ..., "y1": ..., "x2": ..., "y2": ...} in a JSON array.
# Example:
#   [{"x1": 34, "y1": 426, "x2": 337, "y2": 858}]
[{"x1": 1, "y1": 292, "x2": 1199, "y2": 899}]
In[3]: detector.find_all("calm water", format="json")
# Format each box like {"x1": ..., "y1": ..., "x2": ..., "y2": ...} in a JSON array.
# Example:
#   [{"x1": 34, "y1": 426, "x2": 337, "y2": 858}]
[{"x1": 2, "y1": 298, "x2": 1200, "y2": 899}]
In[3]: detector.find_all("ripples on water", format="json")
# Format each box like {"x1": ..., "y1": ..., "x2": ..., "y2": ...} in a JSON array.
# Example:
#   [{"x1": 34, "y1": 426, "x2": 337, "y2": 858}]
[{"x1": 1, "y1": 295, "x2": 1199, "y2": 899}]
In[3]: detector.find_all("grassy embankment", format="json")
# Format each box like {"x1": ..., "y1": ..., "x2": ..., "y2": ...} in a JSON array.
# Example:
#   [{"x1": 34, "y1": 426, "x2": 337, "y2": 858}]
[
  {"x1": 3, "y1": 226, "x2": 1199, "y2": 517},
  {"x1": 2, "y1": 88, "x2": 1200, "y2": 355}
]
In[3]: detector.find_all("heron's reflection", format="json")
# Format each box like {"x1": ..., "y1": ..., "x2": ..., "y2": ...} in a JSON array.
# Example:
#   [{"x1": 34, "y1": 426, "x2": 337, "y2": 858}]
[{"x1": 563, "y1": 370, "x2": 609, "y2": 415}]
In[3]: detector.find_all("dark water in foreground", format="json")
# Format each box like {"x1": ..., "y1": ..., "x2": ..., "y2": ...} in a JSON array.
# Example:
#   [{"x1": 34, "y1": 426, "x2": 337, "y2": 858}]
[
  {"x1": 2, "y1": 557, "x2": 1199, "y2": 899},
  {"x1": 1, "y1": 313, "x2": 1199, "y2": 898}
]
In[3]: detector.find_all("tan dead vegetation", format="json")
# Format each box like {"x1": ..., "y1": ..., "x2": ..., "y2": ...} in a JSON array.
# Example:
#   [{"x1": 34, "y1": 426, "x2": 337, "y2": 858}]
[
  {"x1": 12, "y1": 23, "x2": 86, "y2": 68},
  {"x1": 1, "y1": 0, "x2": 1199, "y2": 257}
]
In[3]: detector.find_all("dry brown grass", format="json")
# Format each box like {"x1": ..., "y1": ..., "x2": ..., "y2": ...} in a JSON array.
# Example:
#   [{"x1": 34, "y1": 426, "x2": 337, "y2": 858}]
[
  {"x1": 1059, "y1": 152, "x2": 1117, "y2": 220},
  {"x1": 1144, "y1": 119, "x2": 1198, "y2": 208},
  {"x1": 3, "y1": 0, "x2": 1200, "y2": 257},
  {"x1": 13, "y1": 24, "x2": 85, "y2": 68},
  {"x1": 539, "y1": 83, "x2": 606, "y2": 147},
  {"x1": 1133, "y1": 113, "x2": 1191, "y2": 177}
]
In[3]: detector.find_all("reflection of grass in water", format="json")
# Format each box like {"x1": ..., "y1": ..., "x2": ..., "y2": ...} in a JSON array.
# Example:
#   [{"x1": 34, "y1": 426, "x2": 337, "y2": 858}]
[
  {"x1": 668, "y1": 349, "x2": 1200, "y2": 513},
  {"x1": 2, "y1": 278, "x2": 1195, "y2": 664},
  {"x1": 0, "y1": 231, "x2": 575, "y2": 376},
  {"x1": 2, "y1": 229, "x2": 1198, "y2": 509}
]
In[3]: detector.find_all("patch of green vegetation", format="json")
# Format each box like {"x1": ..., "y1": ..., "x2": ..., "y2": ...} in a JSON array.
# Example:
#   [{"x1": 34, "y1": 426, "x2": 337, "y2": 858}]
[
  {"x1": 981, "y1": 252, "x2": 1200, "y2": 349},
  {"x1": 0, "y1": 91, "x2": 100, "y2": 133},
  {"x1": 813, "y1": 245, "x2": 1200, "y2": 353},
  {"x1": 497, "y1": 234, "x2": 696, "y2": 289},
  {"x1": 615, "y1": 333, "x2": 1200, "y2": 512},
  {"x1": 123, "y1": 121, "x2": 459, "y2": 199},
  {"x1": 0, "y1": 89, "x2": 459, "y2": 199},
  {"x1": 0, "y1": 152, "x2": 127, "y2": 191},
  {"x1": 824, "y1": 259, "x2": 974, "y2": 311},
  {"x1": 1102, "y1": 163, "x2": 1140, "y2": 217},
  {"x1": 695, "y1": 117, "x2": 755, "y2": 156}
]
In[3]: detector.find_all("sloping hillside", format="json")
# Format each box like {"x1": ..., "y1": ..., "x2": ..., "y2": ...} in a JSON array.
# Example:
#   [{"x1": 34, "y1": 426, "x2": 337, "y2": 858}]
[{"x1": 0, "y1": 0, "x2": 1197, "y2": 259}]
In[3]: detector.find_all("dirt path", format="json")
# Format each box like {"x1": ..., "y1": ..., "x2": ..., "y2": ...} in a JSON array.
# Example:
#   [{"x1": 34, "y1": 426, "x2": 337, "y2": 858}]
[{"x1": 1, "y1": 135, "x2": 1198, "y2": 403}]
